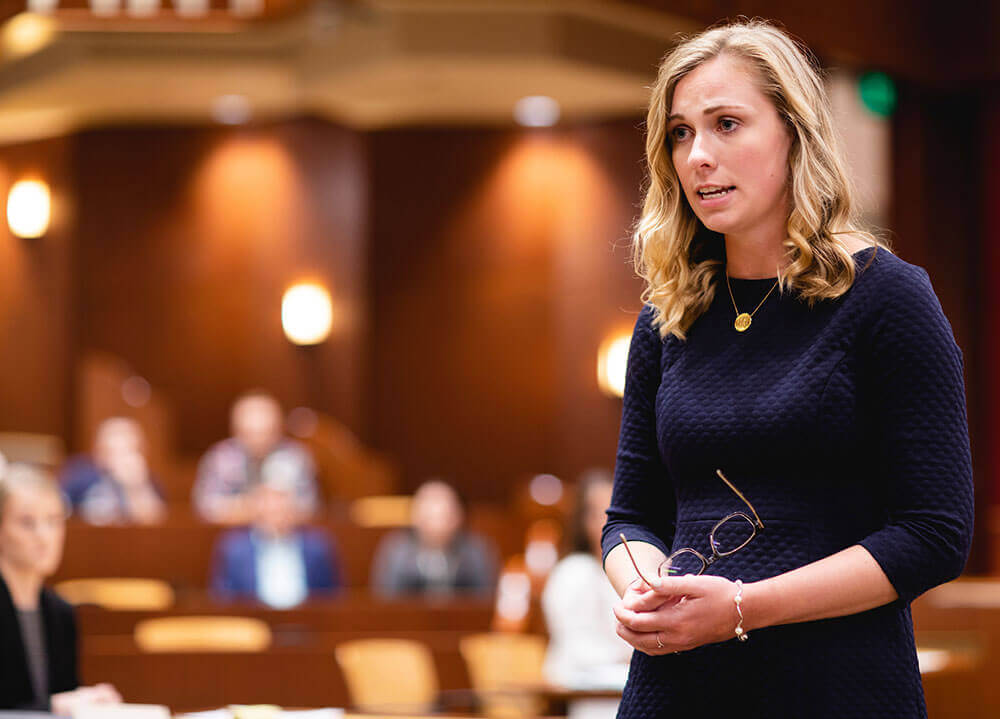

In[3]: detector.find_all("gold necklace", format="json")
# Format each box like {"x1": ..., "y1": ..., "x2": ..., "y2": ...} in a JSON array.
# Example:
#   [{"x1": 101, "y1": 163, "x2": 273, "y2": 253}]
[{"x1": 725, "y1": 273, "x2": 779, "y2": 332}]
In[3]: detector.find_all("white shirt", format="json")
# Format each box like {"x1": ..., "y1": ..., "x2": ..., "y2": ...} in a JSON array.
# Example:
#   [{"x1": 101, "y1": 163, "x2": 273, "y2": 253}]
[
  {"x1": 254, "y1": 533, "x2": 308, "y2": 609},
  {"x1": 542, "y1": 553, "x2": 632, "y2": 688}
]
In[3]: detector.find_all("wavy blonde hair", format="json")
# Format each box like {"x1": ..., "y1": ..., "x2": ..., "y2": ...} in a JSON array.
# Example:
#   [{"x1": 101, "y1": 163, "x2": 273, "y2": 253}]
[{"x1": 635, "y1": 19, "x2": 888, "y2": 339}]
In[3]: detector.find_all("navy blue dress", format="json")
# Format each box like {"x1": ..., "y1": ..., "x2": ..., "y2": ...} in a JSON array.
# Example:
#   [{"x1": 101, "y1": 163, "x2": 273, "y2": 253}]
[{"x1": 601, "y1": 247, "x2": 974, "y2": 718}]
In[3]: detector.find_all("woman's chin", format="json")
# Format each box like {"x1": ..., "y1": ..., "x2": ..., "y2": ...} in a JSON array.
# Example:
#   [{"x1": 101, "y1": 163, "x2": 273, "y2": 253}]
[{"x1": 699, "y1": 217, "x2": 734, "y2": 235}]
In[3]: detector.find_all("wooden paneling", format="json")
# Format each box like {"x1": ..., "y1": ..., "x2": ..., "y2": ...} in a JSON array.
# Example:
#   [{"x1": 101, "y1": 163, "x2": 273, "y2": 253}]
[
  {"x1": 366, "y1": 120, "x2": 646, "y2": 499},
  {"x1": 0, "y1": 137, "x2": 74, "y2": 439},
  {"x1": 912, "y1": 581, "x2": 1000, "y2": 717},
  {"x1": 74, "y1": 595, "x2": 495, "y2": 637},
  {"x1": 625, "y1": 0, "x2": 995, "y2": 89},
  {"x1": 890, "y1": 83, "x2": 989, "y2": 571},
  {"x1": 52, "y1": 509, "x2": 524, "y2": 590},
  {"x1": 986, "y1": 92, "x2": 1000, "y2": 556},
  {"x1": 72, "y1": 118, "x2": 368, "y2": 456}
]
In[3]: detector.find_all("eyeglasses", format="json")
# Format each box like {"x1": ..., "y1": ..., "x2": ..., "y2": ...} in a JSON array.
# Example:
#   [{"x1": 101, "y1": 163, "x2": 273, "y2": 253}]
[{"x1": 619, "y1": 469, "x2": 764, "y2": 581}]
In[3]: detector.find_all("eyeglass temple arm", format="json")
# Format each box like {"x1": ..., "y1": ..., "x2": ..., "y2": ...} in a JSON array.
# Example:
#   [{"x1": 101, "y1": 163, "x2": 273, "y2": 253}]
[
  {"x1": 715, "y1": 469, "x2": 764, "y2": 528},
  {"x1": 618, "y1": 533, "x2": 656, "y2": 587}
]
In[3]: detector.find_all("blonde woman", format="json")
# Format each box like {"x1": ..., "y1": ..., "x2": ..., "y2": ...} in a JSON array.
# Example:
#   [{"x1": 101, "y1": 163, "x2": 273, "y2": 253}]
[
  {"x1": 0, "y1": 464, "x2": 122, "y2": 712},
  {"x1": 601, "y1": 20, "x2": 973, "y2": 718}
]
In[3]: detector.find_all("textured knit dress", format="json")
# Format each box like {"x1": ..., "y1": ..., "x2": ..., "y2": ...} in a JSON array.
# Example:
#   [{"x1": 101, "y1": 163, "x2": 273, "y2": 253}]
[{"x1": 601, "y1": 246, "x2": 974, "y2": 719}]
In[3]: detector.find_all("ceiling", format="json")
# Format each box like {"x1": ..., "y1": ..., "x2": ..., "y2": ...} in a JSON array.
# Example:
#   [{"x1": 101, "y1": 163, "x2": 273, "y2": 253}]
[{"x1": 0, "y1": 0, "x2": 701, "y2": 142}]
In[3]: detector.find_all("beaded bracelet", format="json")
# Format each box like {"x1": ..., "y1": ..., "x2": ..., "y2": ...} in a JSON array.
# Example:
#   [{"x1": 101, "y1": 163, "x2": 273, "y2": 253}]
[{"x1": 733, "y1": 579, "x2": 749, "y2": 642}]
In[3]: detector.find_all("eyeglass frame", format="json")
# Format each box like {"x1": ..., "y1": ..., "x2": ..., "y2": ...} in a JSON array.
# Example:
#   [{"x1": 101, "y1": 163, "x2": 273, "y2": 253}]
[{"x1": 619, "y1": 468, "x2": 765, "y2": 583}]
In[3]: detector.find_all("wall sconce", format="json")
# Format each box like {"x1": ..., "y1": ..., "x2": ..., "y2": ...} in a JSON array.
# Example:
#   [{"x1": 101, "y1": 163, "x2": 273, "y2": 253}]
[
  {"x1": 2, "y1": 12, "x2": 57, "y2": 58},
  {"x1": 7, "y1": 179, "x2": 51, "y2": 239},
  {"x1": 597, "y1": 331, "x2": 631, "y2": 398},
  {"x1": 281, "y1": 282, "x2": 333, "y2": 345}
]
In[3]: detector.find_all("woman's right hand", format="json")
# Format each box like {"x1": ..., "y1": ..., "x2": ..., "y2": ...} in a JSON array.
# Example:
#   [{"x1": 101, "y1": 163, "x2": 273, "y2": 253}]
[{"x1": 614, "y1": 575, "x2": 686, "y2": 655}]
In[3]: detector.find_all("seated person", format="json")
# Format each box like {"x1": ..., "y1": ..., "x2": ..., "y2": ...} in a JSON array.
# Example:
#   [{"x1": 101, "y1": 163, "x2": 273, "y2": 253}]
[
  {"x1": 0, "y1": 463, "x2": 122, "y2": 713},
  {"x1": 210, "y1": 459, "x2": 341, "y2": 608},
  {"x1": 194, "y1": 390, "x2": 318, "y2": 524},
  {"x1": 371, "y1": 480, "x2": 496, "y2": 597},
  {"x1": 60, "y1": 417, "x2": 166, "y2": 525},
  {"x1": 541, "y1": 470, "x2": 631, "y2": 719}
]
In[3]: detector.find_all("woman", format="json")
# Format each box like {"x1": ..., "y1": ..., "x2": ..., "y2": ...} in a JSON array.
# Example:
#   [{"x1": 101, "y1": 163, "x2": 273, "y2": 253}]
[
  {"x1": 542, "y1": 471, "x2": 631, "y2": 719},
  {"x1": 602, "y1": 20, "x2": 973, "y2": 718},
  {"x1": 0, "y1": 463, "x2": 121, "y2": 712}
]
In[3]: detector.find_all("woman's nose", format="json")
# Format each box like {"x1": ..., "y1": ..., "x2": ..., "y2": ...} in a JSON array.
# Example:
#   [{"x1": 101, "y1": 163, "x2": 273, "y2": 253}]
[{"x1": 687, "y1": 133, "x2": 715, "y2": 169}]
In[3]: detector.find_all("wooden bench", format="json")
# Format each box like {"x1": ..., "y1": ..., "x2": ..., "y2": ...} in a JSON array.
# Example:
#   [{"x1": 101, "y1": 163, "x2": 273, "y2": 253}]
[
  {"x1": 55, "y1": 509, "x2": 526, "y2": 590},
  {"x1": 77, "y1": 595, "x2": 496, "y2": 712}
]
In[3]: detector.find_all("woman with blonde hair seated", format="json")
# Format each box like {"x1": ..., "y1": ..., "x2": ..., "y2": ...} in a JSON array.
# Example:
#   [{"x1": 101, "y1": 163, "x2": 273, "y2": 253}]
[{"x1": 0, "y1": 464, "x2": 122, "y2": 712}]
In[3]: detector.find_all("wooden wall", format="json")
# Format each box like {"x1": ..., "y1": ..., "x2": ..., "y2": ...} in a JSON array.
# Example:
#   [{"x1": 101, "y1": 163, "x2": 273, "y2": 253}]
[
  {"x1": 71, "y1": 118, "x2": 368, "y2": 455},
  {"x1": 986, "y1": 91, "x2": 1000, "y2": 518},
  {"x1": 890, "y1": 81, "x2": 990, "y2": 571},
  {"x1": 366, "y1": 121, "x2": 646, "y2": 500},
  {"x1": 0, "y1": 137, "x2": 75, "y2": 441},
  {"x1": 628, "y1": 0, "x2": 996, "y2": 90}
]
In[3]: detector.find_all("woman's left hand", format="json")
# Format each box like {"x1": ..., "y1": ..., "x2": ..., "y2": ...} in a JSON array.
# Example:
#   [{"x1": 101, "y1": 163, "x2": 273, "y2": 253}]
[{"x1": 613, "y1": 575, "x2": 742, "y2": 655}]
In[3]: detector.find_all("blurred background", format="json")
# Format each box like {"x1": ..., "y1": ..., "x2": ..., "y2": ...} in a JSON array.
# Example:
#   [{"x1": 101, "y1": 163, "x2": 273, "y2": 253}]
[{"x1": 0, "y1": 0, "x2": 995, "y2": 716}]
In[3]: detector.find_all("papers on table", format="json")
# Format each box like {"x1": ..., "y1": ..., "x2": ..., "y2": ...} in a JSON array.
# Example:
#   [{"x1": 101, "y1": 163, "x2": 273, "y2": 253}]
[
  {"x1": 73, "y1": 705, "x2": 171, "y2": 719},
  {"x1": 178, "y1": 710, "x2": 343, "y2": 719}
]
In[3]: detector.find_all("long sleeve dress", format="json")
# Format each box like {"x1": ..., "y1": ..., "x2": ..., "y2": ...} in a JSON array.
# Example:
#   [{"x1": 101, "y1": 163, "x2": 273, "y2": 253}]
[{"x1": 601, "y1": 246, "x2": 974, "y2": 719}]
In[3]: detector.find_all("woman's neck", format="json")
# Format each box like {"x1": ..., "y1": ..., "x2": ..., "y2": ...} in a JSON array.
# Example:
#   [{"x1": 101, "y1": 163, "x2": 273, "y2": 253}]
[
  {"x1": 723, "y1": 223, "x2": 788, "y2": 279},
  {"x1": 0, "y1": 558, "x2": 43, "y2": 610}
]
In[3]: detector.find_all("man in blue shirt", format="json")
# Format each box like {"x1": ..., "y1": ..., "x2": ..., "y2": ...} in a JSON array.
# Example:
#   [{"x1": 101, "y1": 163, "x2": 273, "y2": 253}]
[{"x1": 210, "y1": 459, "x2": 340, "y2": 608}]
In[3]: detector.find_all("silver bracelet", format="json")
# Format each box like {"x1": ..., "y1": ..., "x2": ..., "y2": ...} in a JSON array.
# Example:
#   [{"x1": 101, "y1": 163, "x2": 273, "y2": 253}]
[{"x1": 733, "y1": 579, "x2": 749, "y2": 642}]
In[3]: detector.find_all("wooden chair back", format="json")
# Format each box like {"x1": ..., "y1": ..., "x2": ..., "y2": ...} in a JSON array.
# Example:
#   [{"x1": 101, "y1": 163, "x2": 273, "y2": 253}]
[
  {"x1": 134, "y1": 616, "x2": 271, "y2": 652},
  {"x1": 335, "y1": 638, "x2": 439, "y2": 713}
]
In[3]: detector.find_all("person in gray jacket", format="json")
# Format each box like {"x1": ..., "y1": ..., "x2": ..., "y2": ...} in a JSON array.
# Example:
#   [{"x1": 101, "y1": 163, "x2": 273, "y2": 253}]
[{"x1": 371, "y1": 480, "x2": 496, "y2": 597}]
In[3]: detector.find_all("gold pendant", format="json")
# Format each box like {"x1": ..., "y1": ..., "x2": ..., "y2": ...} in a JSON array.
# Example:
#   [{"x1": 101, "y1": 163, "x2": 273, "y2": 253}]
[{"x1": 734, "y1": 313, "x2": 752, "y2": 332}]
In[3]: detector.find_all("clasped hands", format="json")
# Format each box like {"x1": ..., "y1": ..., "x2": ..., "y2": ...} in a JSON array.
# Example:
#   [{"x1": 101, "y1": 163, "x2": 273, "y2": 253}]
[{"x1": 613, "y1": 574, "x2": 742, "y2": 656}]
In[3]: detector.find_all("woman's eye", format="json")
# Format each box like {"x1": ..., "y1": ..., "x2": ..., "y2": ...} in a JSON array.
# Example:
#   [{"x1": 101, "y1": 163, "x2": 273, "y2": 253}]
[
  {"x1": 719, "y1": 117, "x2": 739, "y2": 132},
  {"x1": 669, "y1": 126, "x2": 690, "y2": 142}
]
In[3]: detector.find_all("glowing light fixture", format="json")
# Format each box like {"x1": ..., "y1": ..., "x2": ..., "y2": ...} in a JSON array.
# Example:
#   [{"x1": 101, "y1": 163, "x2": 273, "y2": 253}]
[
  {"x1": 7, "y1": 179, "x2": 51, "y2": 239},
  {"x1": 514, "y1": 95, "x2": 560, "y2": 127},
  {"x1": 597, "y1": 331, "x2": 631, "y2": 398},
  {"x1": 2, "y1": 13, "x2": 57, "y2": 58},
  {"x1": 281, "y1": 282, "x2": 333, "y2": 345},
  {"x1": 212, "y1": 94, "x2": 252, "y2": 125}
]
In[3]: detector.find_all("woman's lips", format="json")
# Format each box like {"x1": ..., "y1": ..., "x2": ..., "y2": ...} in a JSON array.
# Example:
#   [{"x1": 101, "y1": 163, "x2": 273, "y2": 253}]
[{"x1": 696, "y1": 186, "x2": 735, "y2": 206}]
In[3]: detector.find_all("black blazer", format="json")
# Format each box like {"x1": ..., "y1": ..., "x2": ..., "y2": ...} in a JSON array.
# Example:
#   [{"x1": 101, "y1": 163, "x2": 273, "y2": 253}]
[{"x1": 0, "y1": 574, "x2": 78, "y2": 710}]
